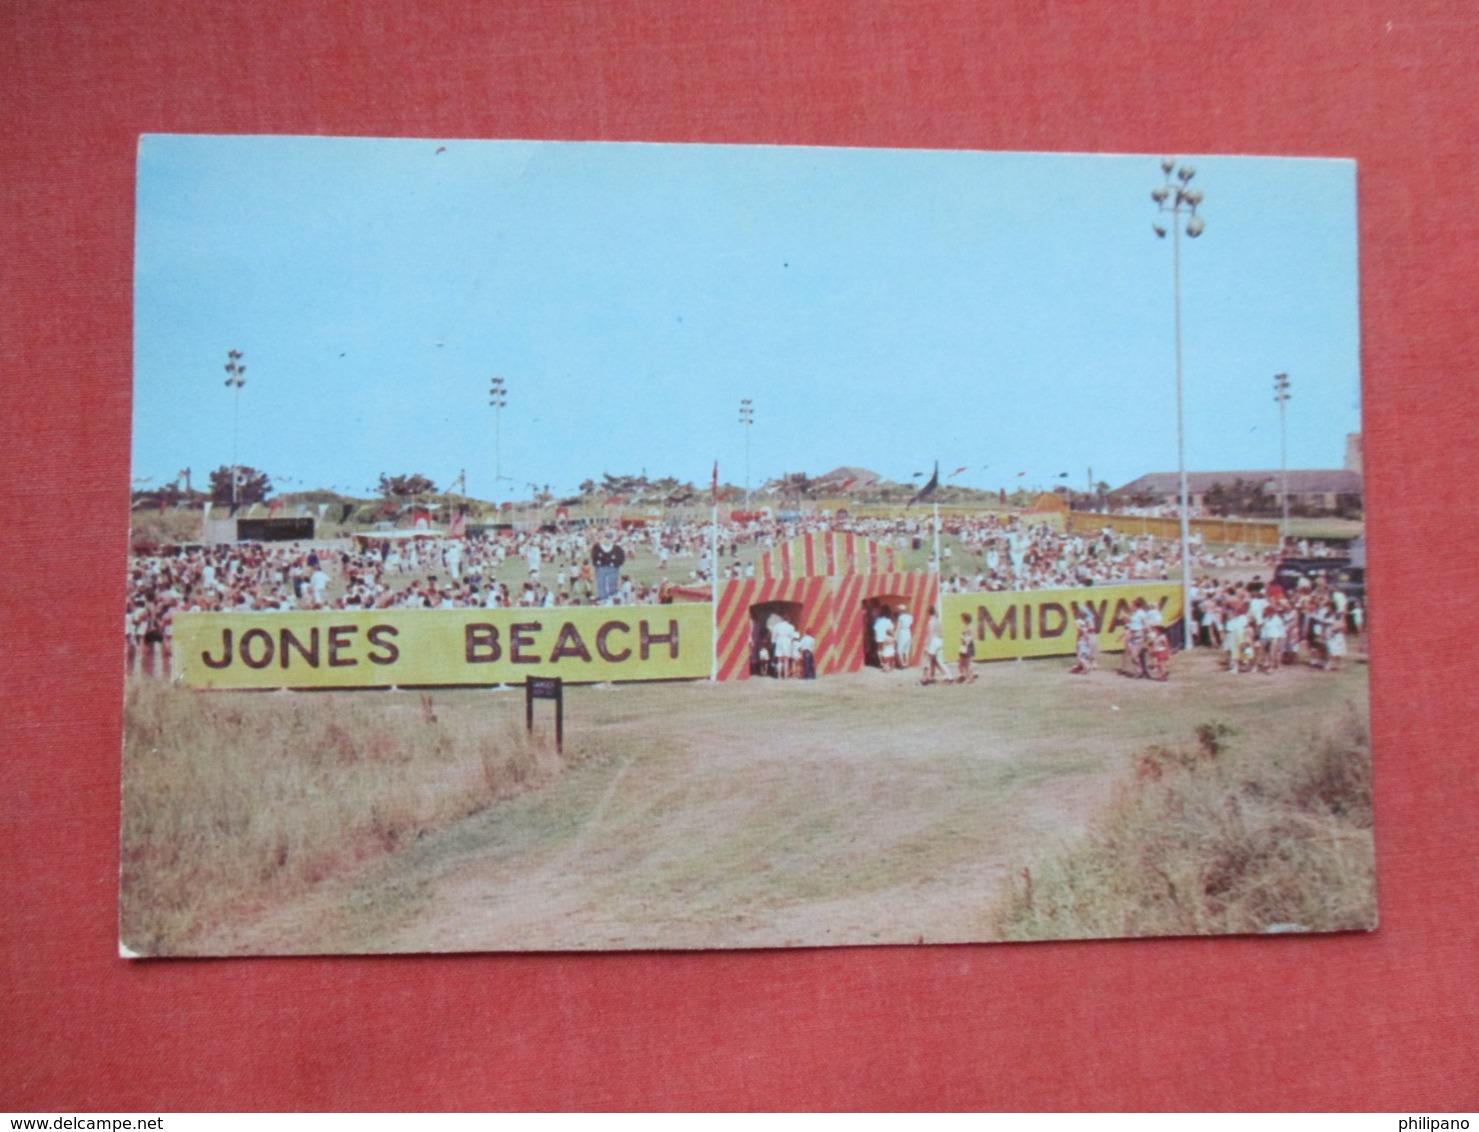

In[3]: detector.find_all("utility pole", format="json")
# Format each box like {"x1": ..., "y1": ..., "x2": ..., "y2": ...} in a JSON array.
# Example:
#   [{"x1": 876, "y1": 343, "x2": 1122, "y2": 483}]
[{"x1": 1274, "y1": 372, "x2": 1291, "y2": 547}]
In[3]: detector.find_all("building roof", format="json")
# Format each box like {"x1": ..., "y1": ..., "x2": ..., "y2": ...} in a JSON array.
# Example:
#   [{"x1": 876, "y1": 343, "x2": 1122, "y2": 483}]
[
  {"x1": 813, "y1": 466, "x2": 888, "y2": 486},
  {"x1": 1115, "y1": 469, "x2": 1363, "y2": 495}
]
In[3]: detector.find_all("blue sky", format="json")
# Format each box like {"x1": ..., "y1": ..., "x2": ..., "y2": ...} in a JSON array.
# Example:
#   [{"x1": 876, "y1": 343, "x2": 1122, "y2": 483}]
[{"x1": 133, "y1": 136, "x2": 1361, "y2": 500}]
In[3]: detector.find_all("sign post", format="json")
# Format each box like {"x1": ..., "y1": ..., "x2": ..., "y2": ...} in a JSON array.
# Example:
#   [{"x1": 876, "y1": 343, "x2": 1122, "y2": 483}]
[{"x1": 525, "y1": 675, "x2": 563, "y2": 753}]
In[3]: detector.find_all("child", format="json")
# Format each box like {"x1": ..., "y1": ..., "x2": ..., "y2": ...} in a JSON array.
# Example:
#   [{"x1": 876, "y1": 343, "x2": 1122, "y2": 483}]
[
  {"x1": 956, "y1": 612, "x2": 978, "y2": 683},
  {"x1": 1069, "y1": 608, "x2": 1098, "y2": 675},
  {"x1": 1147, "y1": 626, "x2": 1171, "y2": 681}
]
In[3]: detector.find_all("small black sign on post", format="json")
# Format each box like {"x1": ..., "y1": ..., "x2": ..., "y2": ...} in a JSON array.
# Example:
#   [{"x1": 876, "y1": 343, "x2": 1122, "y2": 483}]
[{"x1": 525, "y1": 676, "x2": 563, "y2": 753}]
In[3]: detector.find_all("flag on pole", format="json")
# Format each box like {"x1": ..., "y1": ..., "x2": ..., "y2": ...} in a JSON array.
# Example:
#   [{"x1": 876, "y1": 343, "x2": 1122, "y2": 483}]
[
  {"x1": 709, "y1": 459, "x2": 720, "y2": 681},
  {"x1": 908, "y1": 461, "x2": 939, "y2": 506}
]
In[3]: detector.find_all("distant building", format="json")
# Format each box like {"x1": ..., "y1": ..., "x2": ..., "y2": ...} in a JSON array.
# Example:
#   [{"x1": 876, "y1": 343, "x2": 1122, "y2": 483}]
[
  {"x1": 1345, "y1": 432, "x2": 1363, "y2": 475},
  {"x1": 1114, "y1": 469, "x2": 1363, "y2": 513}
]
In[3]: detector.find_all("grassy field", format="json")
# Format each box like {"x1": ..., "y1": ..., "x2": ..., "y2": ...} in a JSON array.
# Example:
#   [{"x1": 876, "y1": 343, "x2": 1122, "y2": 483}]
[
  {"x1": 121, "y1": 647, "x2": 1374, "y2": 955},
  {"x1": 987, "y1": 705, "x2": 1374, "y2": 940},
  {"x1": 120, "y1": 680, "x2": 568, "y2": 954}
]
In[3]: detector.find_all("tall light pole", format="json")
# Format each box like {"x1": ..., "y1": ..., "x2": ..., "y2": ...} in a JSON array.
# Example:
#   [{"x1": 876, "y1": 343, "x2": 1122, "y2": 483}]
[
  {"x1": 1151, "y1": 158, "x2": 1205, "y2": 649},
  {"x1": 223, "y1": 349, "x2": 246, "y2": 507},
  {"x1": 1274, "y1": 372, "x2": 1291, "y2": 547},
  {"x1": 489, "y1": 376, "x2": 507, "y2": 491},
  {"x1": 739, "y1": 398, "x2": 754, "y2": 506}
]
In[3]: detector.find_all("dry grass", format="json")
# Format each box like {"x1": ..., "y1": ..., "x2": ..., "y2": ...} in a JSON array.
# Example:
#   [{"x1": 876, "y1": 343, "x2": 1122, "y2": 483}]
[
  {"x1": 129, "y1": 508, "x2": 204, "y2": 548},
  {"x1": 119, "y1": 680, "x2": 567, "y2": 954},
  {"x1": 987, "y1": 705, "x2": 1376, "y2": 940}
]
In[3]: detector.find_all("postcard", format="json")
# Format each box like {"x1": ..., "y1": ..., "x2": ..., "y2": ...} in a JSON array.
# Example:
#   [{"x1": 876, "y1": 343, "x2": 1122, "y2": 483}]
[{"x1": 123, "y1": 137, "x2": 1372, "y2": 955}]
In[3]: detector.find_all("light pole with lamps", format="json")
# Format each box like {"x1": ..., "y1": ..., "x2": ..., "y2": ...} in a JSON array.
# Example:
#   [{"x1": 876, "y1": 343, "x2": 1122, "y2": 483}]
[
  {"x1": 489, "y1": 376, "x2": 507, "y2": 492},
  {"x1": 1151, "y1": 158, "x2": 1206, "y2": 649},
  {"x1": 739, "y1": 398, "x2": 754, "y2": 506},
  {"x1": 223, "y1": 349, "x2": 246, "y2": 508},
  {"x1": 1274, "y1": 372, "x2": 1291, "y2": 548}
]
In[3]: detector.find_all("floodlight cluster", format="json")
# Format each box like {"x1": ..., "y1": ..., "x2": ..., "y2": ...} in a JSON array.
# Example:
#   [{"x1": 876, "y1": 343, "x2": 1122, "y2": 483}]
[{"x1": 1151, "y1": 158, "x2": 1206, "y2": 239}]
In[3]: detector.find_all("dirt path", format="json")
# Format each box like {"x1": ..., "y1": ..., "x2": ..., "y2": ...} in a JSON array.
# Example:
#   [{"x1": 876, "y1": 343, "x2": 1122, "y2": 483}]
[{"x1": 202, "y1": 658, "x2": 1367, "y2": 953}]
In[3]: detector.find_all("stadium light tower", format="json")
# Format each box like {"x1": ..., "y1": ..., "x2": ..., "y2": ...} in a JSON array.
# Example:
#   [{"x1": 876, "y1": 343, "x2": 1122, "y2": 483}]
[
  {"x1": 1151, "y1": 158, "x2": 1206, "y2": 649},
  {"x1": 223, "y1": 349, "x2": 246, "y2": 507},
  {"x1": 1274, "y1": 372, "x2": 1291, "y2": 546},
  {"x1": 739, "y1": 398, "x2": 754, "y2": 506},
  {"x1": 489, "y1": 376, "x2": 507, "y2": 488}
]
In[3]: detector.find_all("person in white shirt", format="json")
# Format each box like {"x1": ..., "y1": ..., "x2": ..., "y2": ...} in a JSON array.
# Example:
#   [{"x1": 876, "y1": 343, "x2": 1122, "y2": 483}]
[
  {"x1": 874, "y1": 608, "x2": 897, "y2": 670},
  {"x1": 1258, "y1": 607, "x2": 1287, "y2": 673},
  {"x1": 771, "y1": 617, "x2": 796, "y2": 678},
  {"x1": 895, "y1": 605, "x2": 914, "y2": 670},
  {"x1": 1224, "y1": 605, "x2": 1249, "y2": 673},
  {"x1": 920, "y1": 606, "x2": 946, "y2": 684}
]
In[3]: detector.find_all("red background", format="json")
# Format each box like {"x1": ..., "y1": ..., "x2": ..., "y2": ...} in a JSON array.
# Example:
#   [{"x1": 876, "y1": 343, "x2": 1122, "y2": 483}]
[{"x1": 3, "y1": 1, "x2": 1476, "y2": 1111}]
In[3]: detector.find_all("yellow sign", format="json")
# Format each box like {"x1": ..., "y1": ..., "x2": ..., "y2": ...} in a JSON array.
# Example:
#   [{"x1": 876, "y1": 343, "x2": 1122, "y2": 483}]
[
  {"x1": 940, "y1": 583, "x2": 1184, "y2": 662},
  {"x1": 173, "y1": 604, "x2": 714, "y2": 689}
]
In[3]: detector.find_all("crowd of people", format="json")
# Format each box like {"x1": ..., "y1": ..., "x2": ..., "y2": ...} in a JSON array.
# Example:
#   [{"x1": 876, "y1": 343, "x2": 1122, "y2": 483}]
[
  {"x1": 1192, "y1": 572, "x2": 1361, "y2": 675},
  {"x1": 748, "y1": 600, "x2": 981, "y2": 686},
  {"x1": 126, "y1": 512, "x2": 1336, "y2": 680},
  {"x1": 1054, "y1": 571, "x2": 1364, "y2": 683},
  {"x1": 749, "y1": 613, "x2": 817, "y2": 680}
]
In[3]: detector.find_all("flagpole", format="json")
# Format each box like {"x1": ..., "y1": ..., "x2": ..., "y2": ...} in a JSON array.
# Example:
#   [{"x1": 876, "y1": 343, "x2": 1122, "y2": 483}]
[
  {"x1": 933, "y1": 500, "x2": 941, "y2": 574},
  {"x1": 710, "y1": 500, "x2": 720, "y2": 681},
  {"x1": 710, "y1": 462, "x2": 720, "y2": 682}
]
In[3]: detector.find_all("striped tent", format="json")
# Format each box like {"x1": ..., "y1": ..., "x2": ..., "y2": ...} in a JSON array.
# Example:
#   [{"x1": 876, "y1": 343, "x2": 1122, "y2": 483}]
[
  {"x1": 758, "y1": 530, "x2": 899, "y2": 578},
  {"x1": 717, "y1": 533, "x2": 936, "y2": 680}
]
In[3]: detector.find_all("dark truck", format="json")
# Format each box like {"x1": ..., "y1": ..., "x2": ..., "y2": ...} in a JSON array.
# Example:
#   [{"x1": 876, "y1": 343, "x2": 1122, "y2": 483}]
[{"x1": 1272, "y1": 556, "x2": 1365, "y2": 602}]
